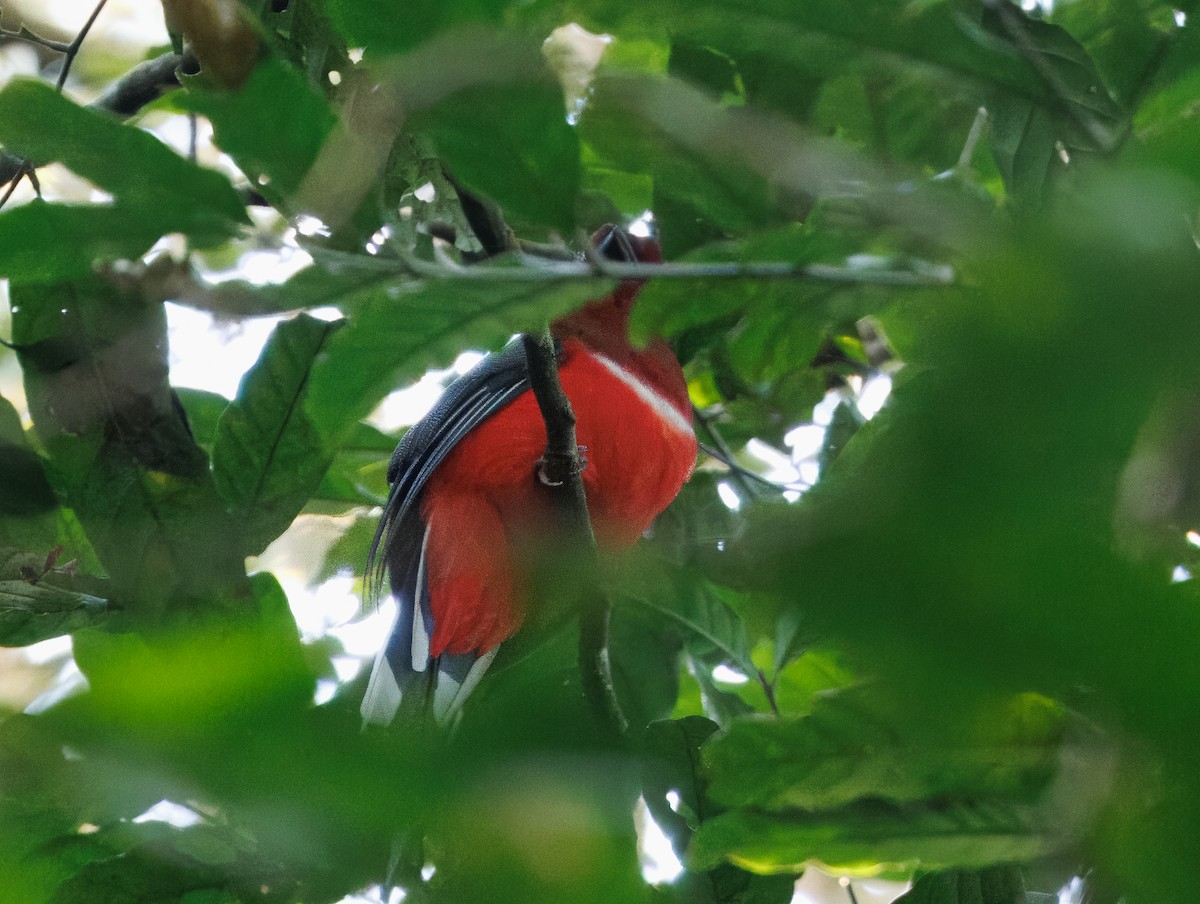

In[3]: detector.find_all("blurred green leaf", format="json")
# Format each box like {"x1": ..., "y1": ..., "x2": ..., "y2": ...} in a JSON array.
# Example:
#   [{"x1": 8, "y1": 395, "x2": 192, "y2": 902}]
[
  {"x1": 703, "y1": 691, "x2": 1063, "y2": 813},
  {"x1": 174, "y1": 388, "x2": 231, "y2": 451},
  {"x1": 182, "y1": 57, "x2": 337, "y2": 199},
  {"x1": 0, "y1": 202, "x2": 174, "y2": 284},
  {"x1": 211, "y1": 313, "x2": 340, "y2": 554},
  {"x1": 982, "y1": 5, "x2": 1124, "y2": 143},
  {"x1": 618, "y1": 573, "x2": 752, "y2": 676},
  {"x1": 895, "y1": 865, "x2": 1027, "y2": 904},
  {"x1": 325, "y1": 0, "x2": 507, "y2": 56},
  {"x1": 417, "y1": 81, "x2": 580, "y2": 234},
  {"x1": 689, "y1": 798, "x2": 1048, "y2": 876},
  {"x1": 988, "y1": 97, "x2": 1058, "y2": 206}
]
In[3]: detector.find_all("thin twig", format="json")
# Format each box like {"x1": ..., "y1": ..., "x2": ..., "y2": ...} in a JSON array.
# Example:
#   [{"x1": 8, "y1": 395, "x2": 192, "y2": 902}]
[
  {"x1": 55, "y1": 0, "x2": 111, "y2": 91},
  {"x1": 1, "y1": 25, "x2": 72, "y2": 54},
  {"x1": 955, "y1": 107, "x2": 989, "y2": 175},
  {"x1": 694, "y1": 411, "x2": 760, "y2": 502},
  {"x1": 757, "y1": 668, "x2": 780, "y2": 716},
  {"x1": 697, "y1": 442, "x2": 810, "y2": 494}
]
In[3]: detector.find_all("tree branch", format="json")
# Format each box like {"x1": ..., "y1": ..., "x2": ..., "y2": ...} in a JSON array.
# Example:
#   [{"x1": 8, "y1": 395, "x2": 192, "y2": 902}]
[
  {"x1": 391, "y1": 241, "x2": 954, "y2": 286},
  {"x1": 522, "y1": 328, "x2": 628, "y2": 739}
]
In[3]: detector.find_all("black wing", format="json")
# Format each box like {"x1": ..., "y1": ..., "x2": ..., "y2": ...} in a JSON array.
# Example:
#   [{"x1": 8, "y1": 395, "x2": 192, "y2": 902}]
[{"x1": 361, "y1": 339, "x2": 531, "y2": 724}]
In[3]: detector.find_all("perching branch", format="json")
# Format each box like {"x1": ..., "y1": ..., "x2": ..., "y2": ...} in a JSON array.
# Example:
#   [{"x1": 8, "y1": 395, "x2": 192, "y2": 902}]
[
  {"x1": 392, "y1": 241, "x2": 955, "y2": 286},
  {"x1": 522, "y1": 328, "x2": 629, "y2": 739}
]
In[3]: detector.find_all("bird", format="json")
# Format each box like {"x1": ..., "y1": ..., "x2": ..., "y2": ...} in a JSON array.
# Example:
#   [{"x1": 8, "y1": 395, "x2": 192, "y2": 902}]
[{"x1": 361, "y1": 224, "x2": 697, "y2": 725}]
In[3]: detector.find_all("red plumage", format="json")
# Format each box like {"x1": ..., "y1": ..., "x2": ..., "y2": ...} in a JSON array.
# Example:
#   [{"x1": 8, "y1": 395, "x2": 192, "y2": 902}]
[{"x1": 363, "y1": 226, "x2": 696, "y2": 722}]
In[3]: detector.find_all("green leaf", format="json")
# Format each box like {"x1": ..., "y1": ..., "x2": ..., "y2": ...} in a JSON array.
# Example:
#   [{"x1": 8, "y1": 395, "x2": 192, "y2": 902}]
[
  {"x1": 988, "y1": 97, "x2": 1058, "y2": 206},
  {"x1": 643, "y1": 716, "x2": 721, "y2": 852},
  {"x1": 0, "y1": 580, "x2": 106, "y2": 646},
  {"x1": 610, "y1": 604, "x2": 683, "y2": 730},
  {"x1": 211, "y1": 314, "x2": 341, "y2": 554},
  {"x1": 326, "y1": 0, "x2": 507, "y2": 56},
  {"x1": 304, "y1": 276, "x2": 612, "y2": 443},
  {"x1": 72, "y1": 572, "x2": 311, "y2": 726},
  {"x1": 896, "y1": 865, "x2": 1027, "y2": 904},
  {"x1": 174, "y1": 388, "x2": 231, "y2": 451},
  {"x1": 703, "y1": 692, "x2": 1064, "y2": 813},
  {"x1": 981, "y1": 6, "x2": 1123, "y2": 144},
  {"x1": 416, "y1": 81, "x2": 580, "y2": 234},
  {"x1": 619, "y1": 575, "x2": 753, "y2": 675},
  {"x1": 0, "y1": 79, "x2": 247, "y2": 241},
  {"x1": 582, "y1": 74, "x2": 783, "y2": 257},
  {"x1": 0, "y1": 202, "x2": 168, "y2": 284},
  {"x1": 0, "y1": 393, "x2": 57, "y2": 542},
  {"x1": 628, "y1": 225, "x2": 850, "y2": 347},
  {"x1": 11, "y1": 277, "x2": 245, "y2": 607},
  {"x1": 182, "y1": 57, "x2": 337, "y2": 199},
  {"x1": 689, "y1": 799, "x2": 1048, "y2": 875}
]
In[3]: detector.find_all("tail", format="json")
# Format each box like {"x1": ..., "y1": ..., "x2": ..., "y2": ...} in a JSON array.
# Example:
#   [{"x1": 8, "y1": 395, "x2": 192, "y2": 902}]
[{"x1": 361, "y1": 524, "x2": 499, "y2": 725}]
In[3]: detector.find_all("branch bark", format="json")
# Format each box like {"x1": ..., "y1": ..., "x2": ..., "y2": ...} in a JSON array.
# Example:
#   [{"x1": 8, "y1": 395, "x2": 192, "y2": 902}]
[{"x1": 522, "y1": 328, "x2": 629, "y2": 739}]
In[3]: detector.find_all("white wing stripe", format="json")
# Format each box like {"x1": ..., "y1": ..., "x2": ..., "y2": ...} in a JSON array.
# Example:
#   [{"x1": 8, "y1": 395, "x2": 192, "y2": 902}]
[
  {"x1": 591, "y1": 352, "x2": 693, "y2": 437},
  {"x1": 411, "y1": 526, "x2": 432, "y2": 672}
]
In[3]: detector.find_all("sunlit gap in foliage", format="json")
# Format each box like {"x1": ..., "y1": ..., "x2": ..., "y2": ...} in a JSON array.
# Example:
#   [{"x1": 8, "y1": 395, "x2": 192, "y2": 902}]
[
  {"x1": 336, "y1": 885, "x2": 405, "y2": 904},
  {"x1": 20, "y1": 635, "x2": 87, "y2": 714},
  {"x1": 1058, "y1": 876, "x2": 1086, "y2": 904},
  {"x1": 634, "y1": 796, "x2": 684, "y2": 884},
  {"x1": 369, "y1": 350, "x2": 487, "y2": 432},
  {"x1": 367, "y1": 224, "x2": 394, "y2": 256},
  {"x1": 132, "y1": 800, "x2": 204, "y2": 829},
  {"x1": 790, "y1": 870, "x2": 909, "y2": 904},
  {"x1": 628, "y1": 209, "x2": 656, "y2": 238},
  {"x1": 543, "y1": 23, "x2": 612, "y2": 125},
  {"x1": 712, "y1": 663, "x2": 750, "y2": 685},
  {"x1": 717, "y1": 481, "x2": 742, "y2": 511}
]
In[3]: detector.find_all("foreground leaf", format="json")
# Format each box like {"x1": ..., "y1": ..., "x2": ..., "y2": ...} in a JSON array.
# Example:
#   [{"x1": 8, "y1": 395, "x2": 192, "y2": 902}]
[
  {"x1": 211, "y1": 314, "x2": 341, "y2": 554},
  {"x1": 689, "y1": 799, "x2": 1048, "y2": 875},
  {"x1": 0, "y1": 79, "x2": 247, "y2": 243},
  {"x1": 304, "y1": 275, "x2": 611, "y2": 443},
  {"x1": 0, "y1": 580, "x2": 106, "y2": 646}
]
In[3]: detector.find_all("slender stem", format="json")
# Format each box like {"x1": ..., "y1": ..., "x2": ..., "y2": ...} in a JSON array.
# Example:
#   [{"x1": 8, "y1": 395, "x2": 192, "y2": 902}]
[
  {"x1": 694, "y1": 409, "x2": 760, "y2": 502},
  {"x1": 1, "y1": 26, "x2": 72, "y2": 53},
  {"x1": 756, "y1": 668, "x2": 779, "y2": 716},
  {"x1": 56, "y1": 0, "x2": 111, "y2": 91},
  {"x1": 955, "y1": 107, "x2": 989, "y2": 175},
  {"x1": 697, "y1": 442, "x2": 810, "y2": 494},
  {"x1": 0, "y1": 165, "x2": 29, "y2": 208}
]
